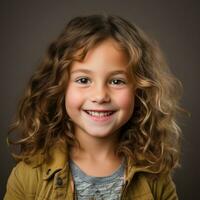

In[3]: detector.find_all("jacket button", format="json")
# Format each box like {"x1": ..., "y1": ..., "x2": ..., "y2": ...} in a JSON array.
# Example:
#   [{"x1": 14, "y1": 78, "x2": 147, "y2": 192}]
[{"x1": 56, "y1": 177, "x2": 63, "y2": 186}]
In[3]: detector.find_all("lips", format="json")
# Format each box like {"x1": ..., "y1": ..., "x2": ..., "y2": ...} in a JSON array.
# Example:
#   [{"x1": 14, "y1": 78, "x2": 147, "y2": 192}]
[
  {"x1": 85, "y1": 110, "x2": 115, "y2": 116},
  {"x1": 83, "y1": 110, "x2": 116, "y2": 122}
]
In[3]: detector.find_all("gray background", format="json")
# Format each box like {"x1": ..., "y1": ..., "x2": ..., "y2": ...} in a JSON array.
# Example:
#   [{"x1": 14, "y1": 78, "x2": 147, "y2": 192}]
[{"x1": 0, "y1": 0, "x2": 199, "y2": 199}]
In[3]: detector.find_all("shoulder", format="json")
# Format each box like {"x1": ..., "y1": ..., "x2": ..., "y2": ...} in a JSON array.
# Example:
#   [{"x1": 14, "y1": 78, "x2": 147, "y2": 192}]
[
  {"x1": 125, "y1": 170, "x2": 178, "y2": 199},
  {"x1": 9, "y1": 160, "x2": 42, "y2": 179},
  {"x1": 145, "y1": 173, "x2": 178, "y2": 199},
  {"x1": 4, "y1": 161, "x2": 44, "y2": 200}
]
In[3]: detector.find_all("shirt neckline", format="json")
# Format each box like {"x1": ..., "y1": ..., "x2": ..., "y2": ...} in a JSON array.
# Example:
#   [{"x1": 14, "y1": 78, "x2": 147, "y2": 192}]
[{"x1": 69, "y1": 159, "x2": 125, "y2": 184}]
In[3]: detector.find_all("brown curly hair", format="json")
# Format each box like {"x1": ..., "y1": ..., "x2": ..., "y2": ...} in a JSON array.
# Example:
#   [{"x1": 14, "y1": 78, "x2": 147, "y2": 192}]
[{"x1": 8, "y1": 14, "x2": 184, "y2": 175}]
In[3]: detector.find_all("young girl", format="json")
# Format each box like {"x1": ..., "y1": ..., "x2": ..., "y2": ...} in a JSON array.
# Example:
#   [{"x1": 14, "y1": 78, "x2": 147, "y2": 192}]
[{"x1": 4, "y1": 14, "x2": 183, "y2": 199}]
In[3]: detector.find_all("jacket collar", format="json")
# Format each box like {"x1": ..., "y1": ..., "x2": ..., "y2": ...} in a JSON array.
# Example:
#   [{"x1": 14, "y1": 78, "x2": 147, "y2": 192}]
[
  {"x1": 124, "y1": 158, "x2": 160, "y2": 185},
  {"x1": 32, "y1": 144, "x2": 159, "y2": 181},
  {"x1": 30, "y1": 142, "x2": 68, "y2": 180}
]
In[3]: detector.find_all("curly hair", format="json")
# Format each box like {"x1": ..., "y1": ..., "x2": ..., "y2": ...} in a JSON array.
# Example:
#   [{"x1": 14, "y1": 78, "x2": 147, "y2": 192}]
[{"x1": 8, "y1": 14, "x2": 183, "y2": 175}]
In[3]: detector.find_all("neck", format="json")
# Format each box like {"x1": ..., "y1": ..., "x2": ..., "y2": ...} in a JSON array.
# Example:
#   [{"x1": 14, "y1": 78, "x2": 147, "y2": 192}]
[
  {"x1": 71, "y1": 131, "x2": 120, "y2": 162},
  {"x1": 69, "y1": 131, "x2": 123, "y2": 177}
]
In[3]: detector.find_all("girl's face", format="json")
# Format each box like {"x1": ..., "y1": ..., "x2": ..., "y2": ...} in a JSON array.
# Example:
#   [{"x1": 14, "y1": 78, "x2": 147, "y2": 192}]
[{"x1": 65, "y1": 38, "x2": 135, "y2": 139}]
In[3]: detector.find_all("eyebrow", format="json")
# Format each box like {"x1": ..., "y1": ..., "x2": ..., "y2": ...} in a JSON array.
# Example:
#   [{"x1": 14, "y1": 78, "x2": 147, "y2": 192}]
[
  {"x1": 71, "y1": 69, "x2": 92, "y2": 74},
  {"x1": 71, "y1": 69, "x2": 129, "y2": 76}
]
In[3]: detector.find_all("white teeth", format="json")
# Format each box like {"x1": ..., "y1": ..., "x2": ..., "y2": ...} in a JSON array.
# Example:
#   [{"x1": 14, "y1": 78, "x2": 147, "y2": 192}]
[{"x1": 86, "y1": 111, "x2": 113, "y2": 117}]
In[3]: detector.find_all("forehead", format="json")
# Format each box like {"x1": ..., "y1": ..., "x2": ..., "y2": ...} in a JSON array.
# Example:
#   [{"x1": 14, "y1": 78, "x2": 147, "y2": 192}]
[{"x1": 70, "y1": 38, "x2": 129, "y2": 72}]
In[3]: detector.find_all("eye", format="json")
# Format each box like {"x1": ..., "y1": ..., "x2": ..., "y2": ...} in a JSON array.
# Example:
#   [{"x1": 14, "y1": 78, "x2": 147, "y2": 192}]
[
  {"x1": 109, "y1": 79, "x2": 126, "y2": 85},
  {"x1": 75, "y1": 77, "x2": 91, "y2": 84}
]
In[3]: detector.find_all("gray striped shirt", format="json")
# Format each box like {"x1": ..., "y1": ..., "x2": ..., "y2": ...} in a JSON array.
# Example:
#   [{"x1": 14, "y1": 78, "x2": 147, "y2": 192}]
[{"x1": 69, "y1": 160, "x2": 125, "y2": 200}]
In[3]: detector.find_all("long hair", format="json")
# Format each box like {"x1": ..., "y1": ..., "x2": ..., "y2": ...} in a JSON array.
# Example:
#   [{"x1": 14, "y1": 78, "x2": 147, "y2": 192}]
[{"x1": 8, "y1": 14, "x2": 183, "y2": 174}]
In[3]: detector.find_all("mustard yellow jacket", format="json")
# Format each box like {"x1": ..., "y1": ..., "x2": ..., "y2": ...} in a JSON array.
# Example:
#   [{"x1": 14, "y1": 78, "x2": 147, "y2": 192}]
[{"x1": 4, "y1": 147, "x2": 178, "y2": 200}]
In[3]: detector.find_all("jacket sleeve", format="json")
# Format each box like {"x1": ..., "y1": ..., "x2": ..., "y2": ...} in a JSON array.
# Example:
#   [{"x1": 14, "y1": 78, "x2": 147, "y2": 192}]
[
  {"x1": 150, "y1": 174, "x2": 179, "y2": 200},
  {"x1": 4, "y1": 161, "x2": 37, "y2": 200}
]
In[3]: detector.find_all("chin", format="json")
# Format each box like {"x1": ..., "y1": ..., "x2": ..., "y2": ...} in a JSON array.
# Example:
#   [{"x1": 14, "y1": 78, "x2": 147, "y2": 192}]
[{"x1": 85, "y1": 129, "x2": 117, "y2": 139}]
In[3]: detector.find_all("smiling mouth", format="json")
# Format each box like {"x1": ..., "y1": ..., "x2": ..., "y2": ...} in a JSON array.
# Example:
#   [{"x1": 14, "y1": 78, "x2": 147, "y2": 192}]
[
  {"x1": 85, "y1": 110, "x2": 115, "y2": 117},
  {"x1": 83, "y1": 110, "x2": 116, "y2": 118}
]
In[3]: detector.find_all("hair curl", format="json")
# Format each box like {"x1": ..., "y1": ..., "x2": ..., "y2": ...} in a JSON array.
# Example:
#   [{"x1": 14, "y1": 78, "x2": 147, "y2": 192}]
[{"x1": 8, "y1": 14, "x2": 184, "y2": 174}]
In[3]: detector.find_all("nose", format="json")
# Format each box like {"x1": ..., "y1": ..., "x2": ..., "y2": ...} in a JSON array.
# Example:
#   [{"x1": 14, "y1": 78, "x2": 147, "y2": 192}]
[{"x1": 90, "y1": 85, "x2": 111, "y2": 104}]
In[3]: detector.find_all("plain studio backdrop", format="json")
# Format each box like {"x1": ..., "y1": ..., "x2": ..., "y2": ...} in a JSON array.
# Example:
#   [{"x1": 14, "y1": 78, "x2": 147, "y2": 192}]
[{"x1": 0, "y1": 0, "x2": 199, "y2": 199}]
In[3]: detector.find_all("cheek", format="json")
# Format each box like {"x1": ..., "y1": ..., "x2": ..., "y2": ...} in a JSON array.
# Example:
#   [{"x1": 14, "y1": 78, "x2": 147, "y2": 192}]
[
  {"x1": 65, "y1": 87, "x2": 82, "y2": 111},
  {"x1": 114, "y1": 89, "x2": 135, "y2": 111}
]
